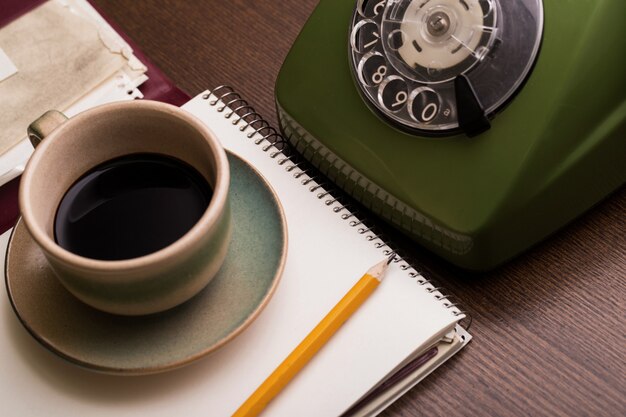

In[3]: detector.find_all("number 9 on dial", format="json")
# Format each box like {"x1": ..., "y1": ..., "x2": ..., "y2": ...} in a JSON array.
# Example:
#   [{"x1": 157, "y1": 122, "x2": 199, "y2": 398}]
[{"x1": 378, "y1": 76, "x2": 408, "y2": 112}]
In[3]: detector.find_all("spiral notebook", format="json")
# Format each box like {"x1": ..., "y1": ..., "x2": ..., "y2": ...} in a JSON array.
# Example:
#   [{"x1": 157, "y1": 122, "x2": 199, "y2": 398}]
[
  {"x1": 0, "y1": 88, "x2": 471, "y2": 417},
  {"x1": 180, "y1": 88, "x2": 472, "y2": 416}
]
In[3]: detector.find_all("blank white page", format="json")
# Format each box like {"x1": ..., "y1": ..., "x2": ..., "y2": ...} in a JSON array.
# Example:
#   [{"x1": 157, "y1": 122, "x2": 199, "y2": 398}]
[{"x1": 181, "y1": 92, "x2": 462, "y2": 415}]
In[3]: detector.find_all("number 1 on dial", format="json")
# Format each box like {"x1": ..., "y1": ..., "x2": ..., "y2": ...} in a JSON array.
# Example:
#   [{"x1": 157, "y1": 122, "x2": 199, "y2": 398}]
[{"x1": 363, "y1": 31, "x2": 380, "y2": 49}]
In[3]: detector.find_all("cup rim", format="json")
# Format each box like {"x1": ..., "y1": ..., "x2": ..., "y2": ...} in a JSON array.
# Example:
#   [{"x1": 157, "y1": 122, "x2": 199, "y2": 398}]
[{"x1": 19, "y1": 100, "x2": 230, "y2": 273}]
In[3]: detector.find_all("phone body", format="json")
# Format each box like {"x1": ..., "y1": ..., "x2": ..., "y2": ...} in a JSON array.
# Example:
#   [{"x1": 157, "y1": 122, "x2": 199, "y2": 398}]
[{"x1": 275, "y1": 0, "x2": 626, "y2": 270}]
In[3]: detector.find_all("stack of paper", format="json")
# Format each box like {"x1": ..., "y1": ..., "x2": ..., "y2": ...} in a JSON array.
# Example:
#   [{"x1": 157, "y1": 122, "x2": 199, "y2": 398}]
[{"x1": 0, "y1": 0, "x2": 148, "y2": 185}]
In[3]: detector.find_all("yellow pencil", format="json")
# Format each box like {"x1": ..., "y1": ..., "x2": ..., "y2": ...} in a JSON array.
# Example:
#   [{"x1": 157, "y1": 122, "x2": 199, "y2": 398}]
[{"x1": 232, "y1": 254, "x2": 394, "y2": 417}]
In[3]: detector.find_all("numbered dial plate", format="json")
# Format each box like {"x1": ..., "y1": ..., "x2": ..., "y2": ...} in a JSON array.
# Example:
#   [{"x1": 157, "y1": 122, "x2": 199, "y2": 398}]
[{"x1": 349, "y1": 0, "x2": 543, "y2": 135}]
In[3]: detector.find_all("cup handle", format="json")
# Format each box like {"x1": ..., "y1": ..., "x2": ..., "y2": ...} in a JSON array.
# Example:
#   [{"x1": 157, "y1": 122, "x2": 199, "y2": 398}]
[{"x1": 27, "y1": 110, "x2": 68, "y2": 148}]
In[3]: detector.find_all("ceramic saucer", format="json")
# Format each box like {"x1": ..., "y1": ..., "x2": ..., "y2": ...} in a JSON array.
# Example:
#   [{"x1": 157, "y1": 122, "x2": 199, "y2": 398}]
[{"x1": 5, "y1": 152, "x2": 287, "y2": 375}]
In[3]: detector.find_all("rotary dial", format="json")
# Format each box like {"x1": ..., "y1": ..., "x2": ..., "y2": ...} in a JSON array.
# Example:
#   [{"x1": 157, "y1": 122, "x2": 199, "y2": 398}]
[{"x1": 349, "y1": 0, "x2": 543, "y2": 136}]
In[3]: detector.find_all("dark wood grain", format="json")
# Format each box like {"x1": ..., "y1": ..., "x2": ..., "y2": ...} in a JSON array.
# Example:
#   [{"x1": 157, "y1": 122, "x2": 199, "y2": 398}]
[{"x1": 91, "y1": 1, "x2": 626, "y2": 415}]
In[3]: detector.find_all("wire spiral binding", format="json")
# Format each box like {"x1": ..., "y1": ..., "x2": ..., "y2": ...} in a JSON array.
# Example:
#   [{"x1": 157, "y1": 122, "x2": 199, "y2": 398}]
[{"x1": 202, "y1": 86, "x2": 470, "y2": 329}]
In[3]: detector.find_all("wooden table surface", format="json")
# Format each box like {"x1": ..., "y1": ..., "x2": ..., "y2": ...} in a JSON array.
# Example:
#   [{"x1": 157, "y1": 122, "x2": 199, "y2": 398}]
[{"x1": 92, "y1": 1, "x2": 625, "y2": 415}]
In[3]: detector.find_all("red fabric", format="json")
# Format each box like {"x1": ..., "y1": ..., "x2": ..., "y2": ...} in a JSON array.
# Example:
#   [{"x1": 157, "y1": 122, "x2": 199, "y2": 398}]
[
  {"x1": 0, "y1": 0, "x2": 47, "y2": 28},
  {"x1": 0, "y1": 0, "x2": 191, "y2": 234},
  {"x1": 0, "y1": 178, "x2": 20, "y2": 233}
]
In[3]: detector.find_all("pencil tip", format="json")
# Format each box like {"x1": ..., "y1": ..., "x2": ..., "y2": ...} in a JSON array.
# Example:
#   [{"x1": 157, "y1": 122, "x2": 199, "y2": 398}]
[{"x1": 368, "y1": 254, "x2": 395, "y2": 281}]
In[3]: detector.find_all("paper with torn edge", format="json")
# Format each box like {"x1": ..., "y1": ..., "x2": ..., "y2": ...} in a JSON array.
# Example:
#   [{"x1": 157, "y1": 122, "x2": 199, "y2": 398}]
[
  {"x1": 0, "y1": 0, "x2": 147, "y2": 157},
  {"x1": 0, "y1": 47, "x2": 17, "y2": 82}
]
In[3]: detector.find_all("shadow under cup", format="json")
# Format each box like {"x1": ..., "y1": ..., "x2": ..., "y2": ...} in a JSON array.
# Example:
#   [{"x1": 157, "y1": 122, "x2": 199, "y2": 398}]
[{"x1": 19, "y1": 101, "x2": 232, "y2": 316}]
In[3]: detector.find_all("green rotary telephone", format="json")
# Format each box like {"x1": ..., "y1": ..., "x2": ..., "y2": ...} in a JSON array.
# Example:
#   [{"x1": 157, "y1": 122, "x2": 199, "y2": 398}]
[{"x1": 276, "y1": 0, "x2": 626, "y2": 270}]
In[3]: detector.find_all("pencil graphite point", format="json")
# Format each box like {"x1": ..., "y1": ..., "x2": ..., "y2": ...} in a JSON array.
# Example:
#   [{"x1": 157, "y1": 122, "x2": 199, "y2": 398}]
[{"x1": 368, "y1": 257, "x2": 391, "y2": 282}]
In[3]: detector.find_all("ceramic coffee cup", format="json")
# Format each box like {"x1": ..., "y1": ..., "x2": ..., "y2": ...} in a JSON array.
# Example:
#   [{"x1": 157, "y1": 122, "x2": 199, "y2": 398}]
[{"x1": 19, "y1": 101, "x2": 232, "y2": 316}]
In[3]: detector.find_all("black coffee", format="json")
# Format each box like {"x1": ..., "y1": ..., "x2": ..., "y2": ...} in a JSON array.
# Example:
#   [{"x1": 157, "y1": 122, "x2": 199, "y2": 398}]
[{"x1": 54, "y1": 153, "x2": 212, "y2": 261}]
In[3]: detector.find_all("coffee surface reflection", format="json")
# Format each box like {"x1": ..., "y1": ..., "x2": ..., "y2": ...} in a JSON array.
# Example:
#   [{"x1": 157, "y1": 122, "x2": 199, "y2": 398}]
[{"x1": 54, "y1": 153, "x2": 212, "y2": 261}]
